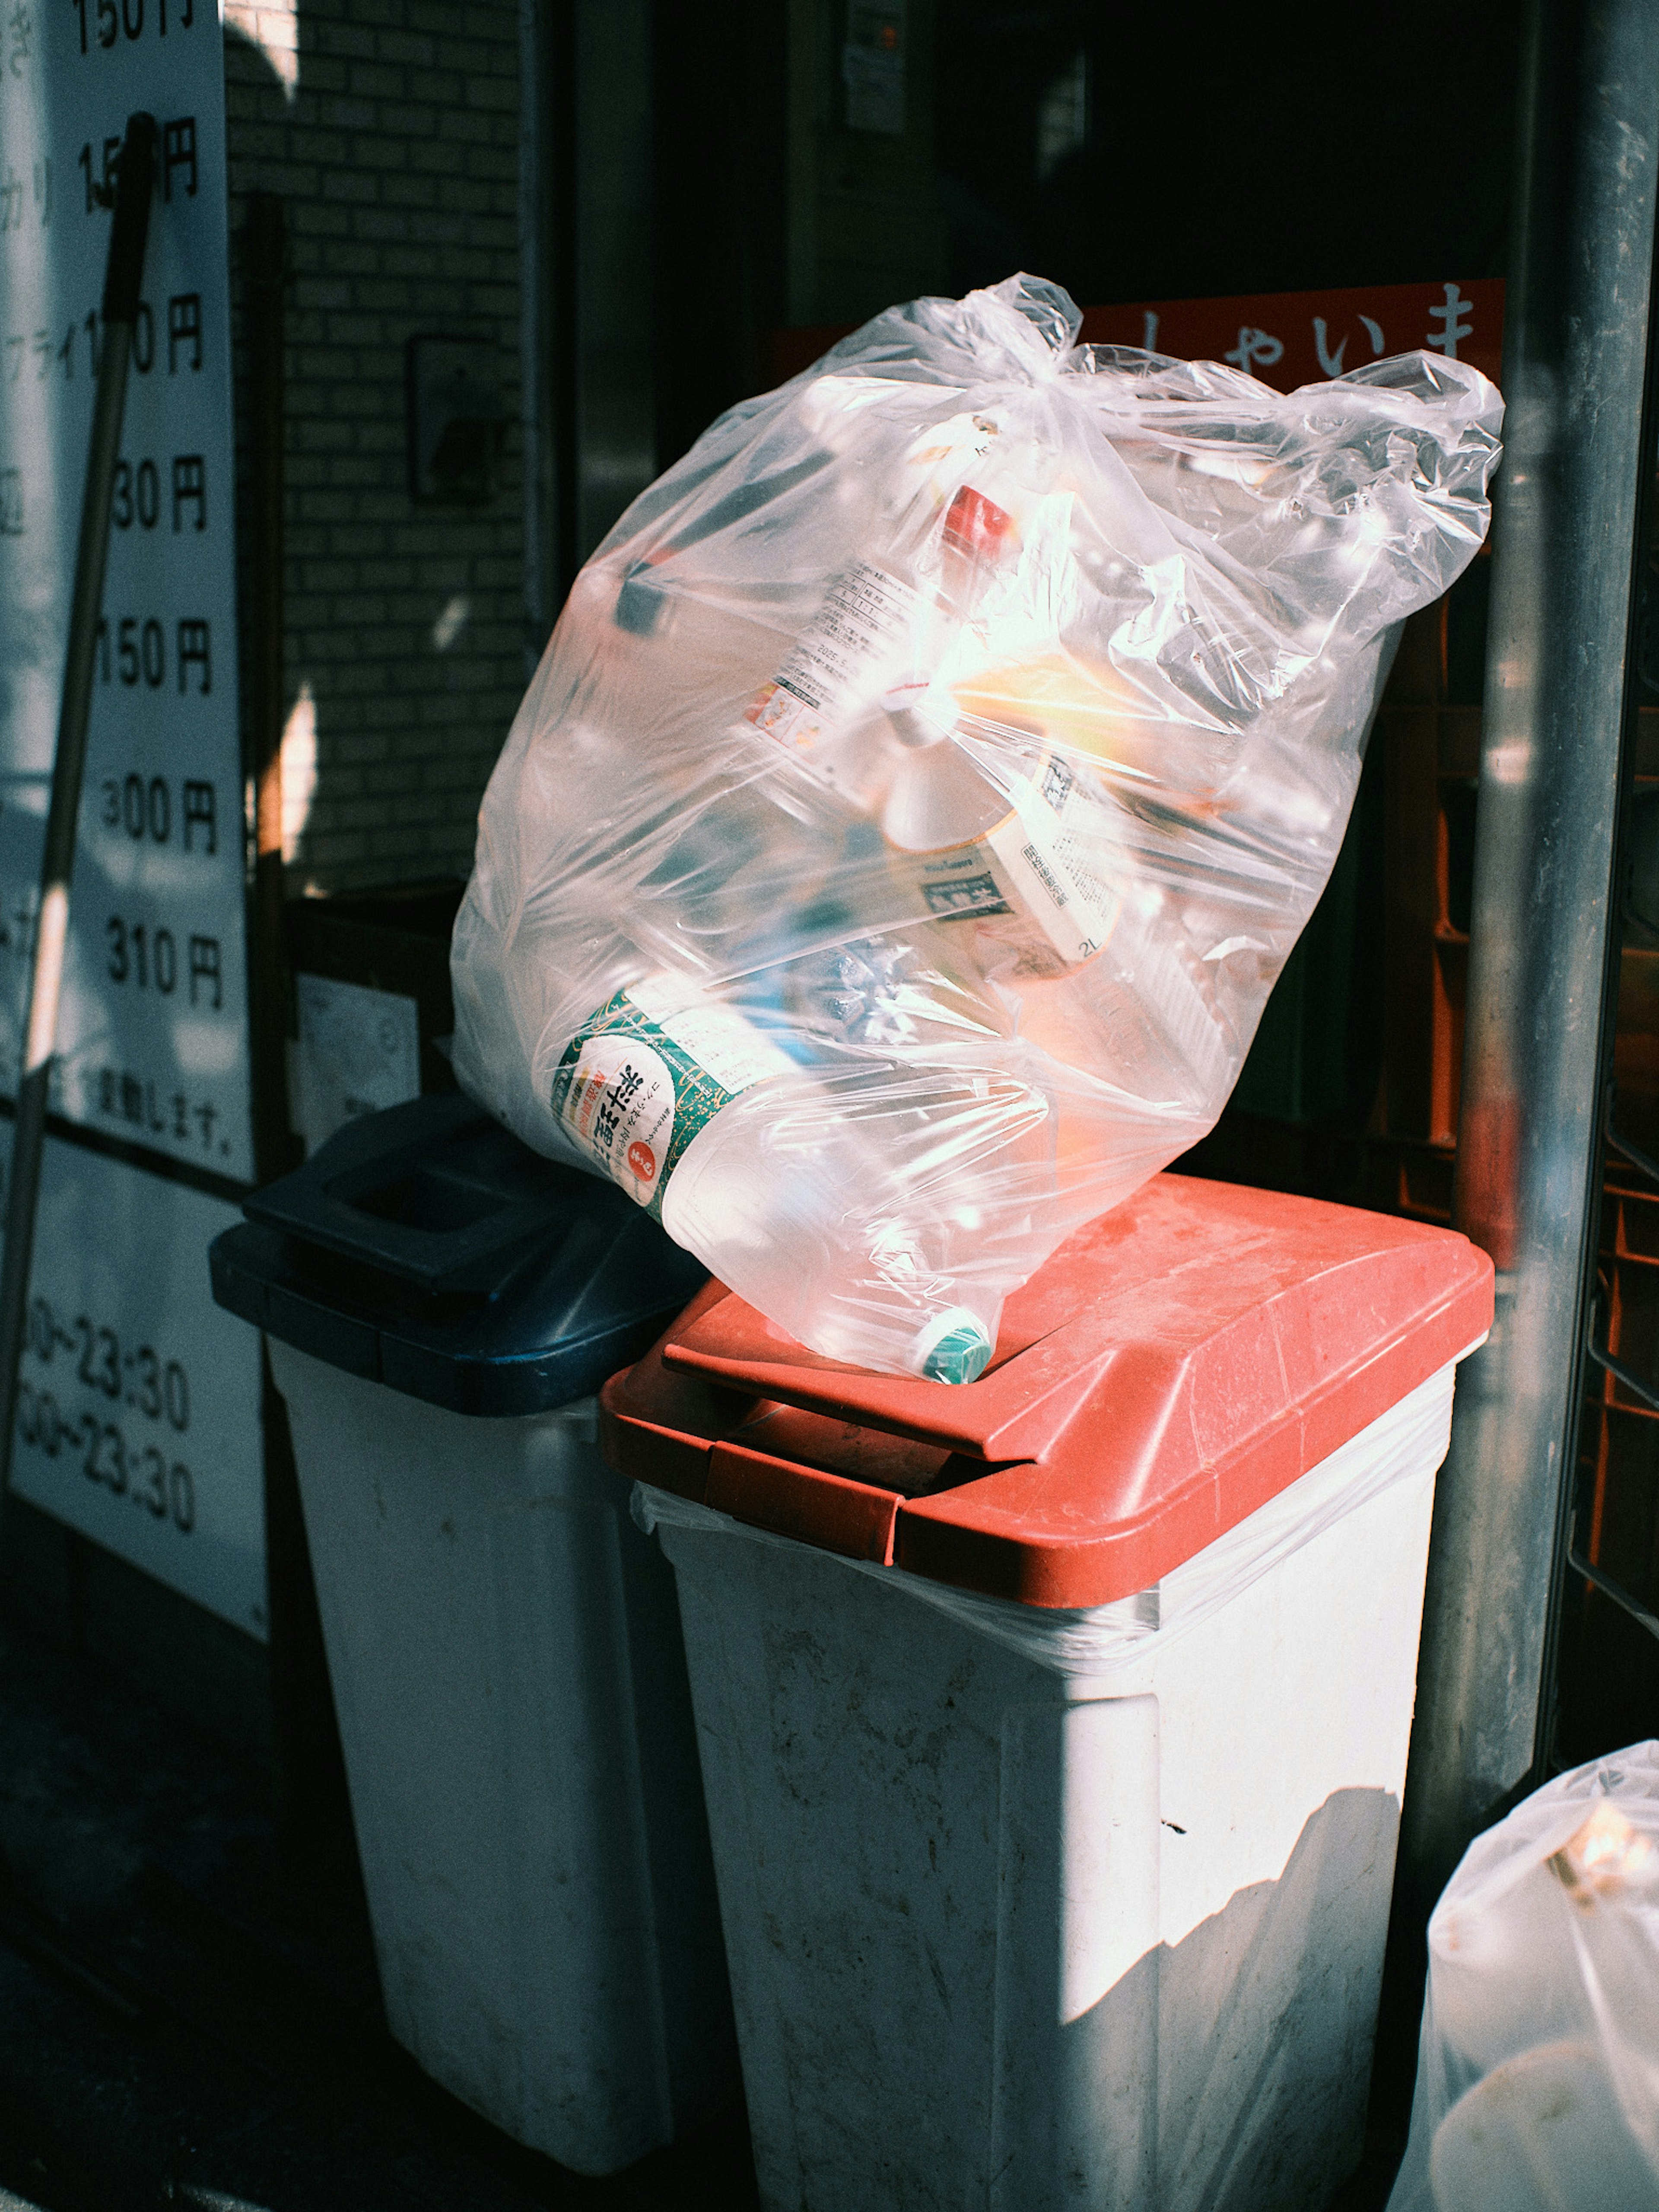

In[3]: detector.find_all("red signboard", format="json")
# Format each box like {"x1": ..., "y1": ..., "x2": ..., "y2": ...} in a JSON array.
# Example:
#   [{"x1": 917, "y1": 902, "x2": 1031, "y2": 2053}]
[
  {"x1": 771, "y1": 279, "x2": 1505, "y2": 395},
  {"x1": 1077, "y1": 280, "x2": 1504, "y2": 395}
]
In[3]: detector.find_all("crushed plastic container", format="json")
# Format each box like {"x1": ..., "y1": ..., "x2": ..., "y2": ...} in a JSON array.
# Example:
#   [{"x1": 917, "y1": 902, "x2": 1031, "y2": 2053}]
[
  {"x1": 601, "y1": 1172, "x2": 1495, "y2": 2212},
  {"x1": 209, "y1": 1092, "x2": 733, "y2": 2176}
]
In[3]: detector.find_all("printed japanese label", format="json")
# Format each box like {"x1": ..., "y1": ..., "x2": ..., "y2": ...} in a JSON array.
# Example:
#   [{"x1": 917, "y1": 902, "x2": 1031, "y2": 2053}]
[
  {"x1": 748, "y1": 561, "x2": 924, "y2": 759},
  {"x1": 909, "y1": 754, "x2": 1120, "y2": 975},
  {"x1": 550, "y1": 976, "x2": 792, "y2": 1218}
]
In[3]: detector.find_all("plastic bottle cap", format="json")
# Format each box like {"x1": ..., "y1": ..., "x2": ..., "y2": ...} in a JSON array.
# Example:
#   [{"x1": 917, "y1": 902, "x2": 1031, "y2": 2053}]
[{"x1": 915, "y1": 1307, "x2": 993, "y2": 1386}]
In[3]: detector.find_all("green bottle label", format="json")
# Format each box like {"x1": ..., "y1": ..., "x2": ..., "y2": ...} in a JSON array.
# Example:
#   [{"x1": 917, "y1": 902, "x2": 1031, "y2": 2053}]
[{"x1": 550, "y1": 976, "x2": 792, "y2": 1220}]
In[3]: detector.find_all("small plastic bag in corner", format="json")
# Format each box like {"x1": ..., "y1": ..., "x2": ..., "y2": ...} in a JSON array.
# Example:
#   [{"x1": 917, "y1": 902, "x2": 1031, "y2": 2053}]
[
  {"x1": 1387, "y1": 1742, "x2": 1659, "y2": 2212},
  {"x1": 452, "y1": 273, "x2": 1502, "y2": 1383}
]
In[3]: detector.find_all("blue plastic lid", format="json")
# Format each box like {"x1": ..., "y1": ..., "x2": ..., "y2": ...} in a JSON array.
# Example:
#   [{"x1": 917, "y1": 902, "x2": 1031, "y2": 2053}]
[{"x1": 209, "y1": 1093, "x2": 707, "y2": 1417}]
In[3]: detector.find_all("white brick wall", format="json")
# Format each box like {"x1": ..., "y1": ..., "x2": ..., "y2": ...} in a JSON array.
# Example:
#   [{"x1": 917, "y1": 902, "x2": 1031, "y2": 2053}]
[{"x1": 224, "y1": 0, "x2": 524, "y2": 891}]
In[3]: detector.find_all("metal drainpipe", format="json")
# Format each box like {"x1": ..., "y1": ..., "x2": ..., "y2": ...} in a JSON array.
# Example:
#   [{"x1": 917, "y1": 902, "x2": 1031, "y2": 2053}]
[{"x1": 1398, "y1": 0, "x2": 1659, "y2": 1912}]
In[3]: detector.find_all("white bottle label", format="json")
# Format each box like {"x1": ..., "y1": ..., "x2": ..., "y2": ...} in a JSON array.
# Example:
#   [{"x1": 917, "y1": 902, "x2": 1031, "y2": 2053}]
[
  {"x1": 551, "y1": 976, "x2": 793, "y2": 1219},
  {"x1": 749, "y1": 561, "x2": 925, "y2": 761},
  {"x1": 909, "y1": 756, "x2": 1120, "y2": 975}
]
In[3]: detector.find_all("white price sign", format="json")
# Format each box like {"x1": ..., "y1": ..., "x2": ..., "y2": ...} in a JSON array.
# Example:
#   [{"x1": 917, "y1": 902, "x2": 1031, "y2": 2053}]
[
  {"x1": 1, "y1": 1122, "x2": 265, "y2": 1637},
  {"x1": 0, "y1": 2, "x2": 251, "y2": 1181}
]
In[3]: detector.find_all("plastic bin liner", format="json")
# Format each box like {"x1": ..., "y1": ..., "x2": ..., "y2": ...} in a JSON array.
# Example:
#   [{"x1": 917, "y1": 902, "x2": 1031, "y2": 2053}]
[
  {"x1": 1387, "y1": 1742, "x2": 1659, "y2": 2212},
  {"x1": 453, "y1": 273, "x2": 1502, "y2": 1383},
  {"x1": 631, "y1": 1349, "x2": 1460, "y2": 1679}
]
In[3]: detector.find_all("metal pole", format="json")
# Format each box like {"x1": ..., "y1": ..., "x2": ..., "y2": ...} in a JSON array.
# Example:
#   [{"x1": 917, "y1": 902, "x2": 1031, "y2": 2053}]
[
  {"x1": 0, "y1": 112, "x2": 156, "y2": 1503},
  {"x1": 1398, "y1": 0, "x2": 1659, "y2": 1910}
]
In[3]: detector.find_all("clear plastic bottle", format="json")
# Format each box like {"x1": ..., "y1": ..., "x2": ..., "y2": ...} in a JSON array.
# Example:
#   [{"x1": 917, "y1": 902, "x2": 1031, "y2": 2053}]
[
  {"x1": 540, "y1": 969, "x2": 1048, "y2": 1381},
  {"x1": 881, "y1": 731, "x2": 1123, "y2": 980},
  {"x1": 742, "y1": 467, "x2": 1030, "y2": 812}
]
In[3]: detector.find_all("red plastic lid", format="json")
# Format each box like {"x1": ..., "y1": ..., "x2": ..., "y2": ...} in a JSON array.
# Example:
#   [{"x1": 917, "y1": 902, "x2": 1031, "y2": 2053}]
[{"x1": 599, "y1": 1174, "x2": 1494, "y2": 1608}]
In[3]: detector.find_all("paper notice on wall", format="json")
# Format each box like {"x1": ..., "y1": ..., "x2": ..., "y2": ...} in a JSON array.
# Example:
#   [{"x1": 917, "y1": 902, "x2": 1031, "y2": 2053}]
[
  {"x1": 843, "y1": 1, "x2": 907, "y2": 135},
  {"x1": 290, "y1": 973, "x2": 421, "y2": 1154}
]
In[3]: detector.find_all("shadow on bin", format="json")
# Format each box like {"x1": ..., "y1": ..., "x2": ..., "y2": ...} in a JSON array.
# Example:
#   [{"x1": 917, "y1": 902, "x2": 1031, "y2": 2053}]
[
  {"x1": 210, "y1": 1092, "x2": 736, "y2": 2175},
  {"x1": 1157, "y1": 1785, "x2": 1400, "y2": 2209}
]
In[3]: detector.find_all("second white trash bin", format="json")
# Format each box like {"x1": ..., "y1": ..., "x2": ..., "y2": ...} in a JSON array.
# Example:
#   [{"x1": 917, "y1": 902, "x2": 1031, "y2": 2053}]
[
  {"x1": 601, "y1": 1174, "x2": 1497, "y2": 2212},
  {"x1": 209, "y1": 1094, "x2": 734, "y2": 2175}
]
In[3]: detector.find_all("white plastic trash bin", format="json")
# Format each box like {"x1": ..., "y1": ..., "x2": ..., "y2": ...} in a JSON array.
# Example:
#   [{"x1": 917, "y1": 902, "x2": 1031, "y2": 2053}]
[
  {"x1": 210, "y1": 1094, "x2": 735, "y2": 2176},
  {"x1": 600, "y1": 1174, "x2": 1495, "y2": 2212}
]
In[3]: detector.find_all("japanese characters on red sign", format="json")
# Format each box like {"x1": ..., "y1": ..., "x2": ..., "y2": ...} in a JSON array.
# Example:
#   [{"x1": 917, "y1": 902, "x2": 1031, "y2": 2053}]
[{"x1": 1077, "y1": 280, "x2": 1504, "y2": 395}]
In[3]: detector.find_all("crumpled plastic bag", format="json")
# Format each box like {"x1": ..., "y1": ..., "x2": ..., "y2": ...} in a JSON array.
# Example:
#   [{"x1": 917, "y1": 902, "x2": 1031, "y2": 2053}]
[
  {"x1": 451, "y1": 273, "x2": 1501, "y2": 1381},
  {"x1": 1387, "y1": 1742, "x2": 1659, "y2": 2211}
]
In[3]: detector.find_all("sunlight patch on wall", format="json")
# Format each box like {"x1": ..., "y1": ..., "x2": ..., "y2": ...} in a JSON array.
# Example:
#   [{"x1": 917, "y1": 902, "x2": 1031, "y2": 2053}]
[
  {"x1": 280, "y1": 680, "x2": 317, "y2": 864},
  {"x1": 223, "y1": 1, "x2": 299, "y2": 102}
]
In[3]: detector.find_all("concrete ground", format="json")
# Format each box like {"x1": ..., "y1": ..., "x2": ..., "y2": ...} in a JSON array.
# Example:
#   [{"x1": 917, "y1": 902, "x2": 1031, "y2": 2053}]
[{"x1": 0, "y1": 1627, "x2": 1409, "y2": 2212}]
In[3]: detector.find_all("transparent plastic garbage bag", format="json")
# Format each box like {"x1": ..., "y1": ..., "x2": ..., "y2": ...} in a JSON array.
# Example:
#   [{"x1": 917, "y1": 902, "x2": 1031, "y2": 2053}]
[
  {"x1": 1387, "y1": 1743, "x2": 1659, "y2": 2212},
  {"x1": 452, "y1": 273, "x2": 1501, "y2": 1382}
]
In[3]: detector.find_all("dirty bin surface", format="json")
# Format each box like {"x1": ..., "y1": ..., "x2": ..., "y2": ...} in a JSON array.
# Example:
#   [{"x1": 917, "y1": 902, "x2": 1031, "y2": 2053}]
[{"x1": 211, "y1": 1093, "x2": 732, "y2": 2177}]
